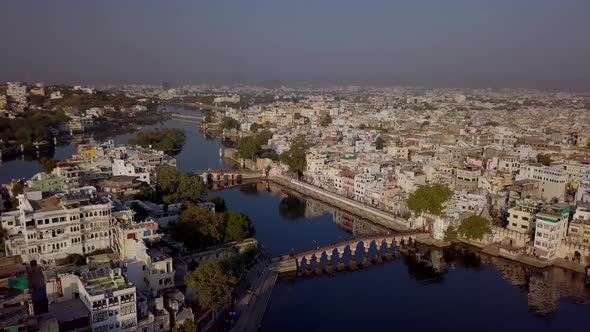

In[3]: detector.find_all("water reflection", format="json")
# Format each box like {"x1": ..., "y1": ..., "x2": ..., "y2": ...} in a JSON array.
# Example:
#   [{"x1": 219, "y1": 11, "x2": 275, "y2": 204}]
[{"x1": 242, "y1": 181, "x2": 590, "y2": 318}]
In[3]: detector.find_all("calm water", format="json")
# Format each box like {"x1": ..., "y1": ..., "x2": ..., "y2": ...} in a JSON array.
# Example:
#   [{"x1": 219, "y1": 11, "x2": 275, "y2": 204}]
[
  {"x1": 1, "y1": 107, "x2": 589, "y2": 331},
  {"x1": 216, "y1": 183, "x2": 590, "y2": 332},
  {"x1": 0, "y1": 107, "x2": 229, "y2": 184}
]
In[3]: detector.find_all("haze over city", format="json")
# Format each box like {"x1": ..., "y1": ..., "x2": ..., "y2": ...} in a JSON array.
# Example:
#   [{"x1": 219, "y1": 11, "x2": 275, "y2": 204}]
[
  {"x1": 3, "y1": 2, "x2": 590, "y2": 332},
  {"x1": 1, "y1": 0, "x2": 590, "y2": 90}
]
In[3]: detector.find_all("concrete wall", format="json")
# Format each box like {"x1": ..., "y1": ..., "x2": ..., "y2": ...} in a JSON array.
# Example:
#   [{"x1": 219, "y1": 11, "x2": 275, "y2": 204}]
[{"x1": 270, "y1": 175, "x2": 409, "y2": 231}]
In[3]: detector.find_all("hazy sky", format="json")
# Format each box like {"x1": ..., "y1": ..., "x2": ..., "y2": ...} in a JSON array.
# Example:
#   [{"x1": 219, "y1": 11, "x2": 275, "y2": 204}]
[{"x1": 1, "y1": 0, "x2": 589, "y2": 89}]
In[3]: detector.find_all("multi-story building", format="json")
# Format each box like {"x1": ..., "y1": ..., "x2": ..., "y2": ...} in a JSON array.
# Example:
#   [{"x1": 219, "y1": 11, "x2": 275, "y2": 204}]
[
  {"x1": 516, "y1": 163, "x2": 567, "y2": 201},
  {"x1": 112, "y1": 159, "x2": 153, "y2": 185},
  {"x1": 0, "y1": 94, "x2": 7, "y2": 109},
  {"x1": 1, "y1": 187, "x2": 114, "y2": 265},
  {"x1": 507, "y1": 202, "x2": 539, "y2": 235},
  {"x1": 6, "y1": 82, "x2": 27, "y2": 106},
  {"x1": 354, "y1": 173, "x2": 376, "y2": 203},
  {"x1": 80, "y1": 266, "x2": 138, "y2": 332},
  {"x1": 26, "y1": 172, "x2": 65, "y2": 192},
  {"x1": 455, "y1": 165, "x2": 481, "y2": 192},
  {"x1": 533, "y1": 204, "x2": 569, "y2": 260},
  {"x1": 306, "y1": 148, "x2": 327, "y2": 173},
  {"x1": 568, "y1": 202, "x2": 590, "y2": 245}
]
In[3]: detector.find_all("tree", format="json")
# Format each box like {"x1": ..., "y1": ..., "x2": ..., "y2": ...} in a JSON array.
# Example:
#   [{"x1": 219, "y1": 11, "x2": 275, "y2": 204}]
[
  {"x1": 223, "y1": 211, "x2": 255, "y2": 242},
  {"x1": 458, "y1": 216, "x2": 491, "y2": 240},
  {"x1": 208, "y1": 196, "x2": 227, "y2": 212},
  {"x1": 173, "y1": 320, "x2": 197, "y2": 332},
  {"x1": 237, "y1": 136, "x2": 260, "y2": 160},
  {"x1": 444, "y1": 225, "x2": 458, "y2": 242},
  {"x1": 185, "y1": 258, "x2": 238, "y2": 309},
  {"x1": 172, "y1": 204, "x2": 225, "y2": 249},
  {"x1": 177, "y1": 173, "x2": 208, "y2": 203},
  {"x1": 130, "y1": 202, "x2": 149, "y2": 222},
  {"x1": 156, "y1": 167, "x2": 207, "y2": 204},
  {"x1": 220, "y1": 116, "x2": 240, "y2": 130},
  {"x1": 319, "y1": 114, "x2": 332, "y2": 127},
  {"x1": 129, "y1": 128, "x2": 186, "y2": 155},
  {"x1": 375, "y1": 136, "x2": 385, "y2": 150},
  {"x1": 39, "y1": 158, "x2": 58, "y2": 173},
  {"x1": 536, "y1": 153, "x2": 552, "y2": 166},
  {"x1": 10, "y1": 180, "x2": 24, "y2": 199},
  {"x1": 279, "y1": 135, "x2": 309, "y2": 176},
  {"x1": 156, "y1": 167, "x2": 181, "y2": 193},
  {"x1": 407, "y1": 184, "x2": 453, "y2": 215},
  {"x1": 250, "y1": 122, "x2": 262, "y2": 133}
]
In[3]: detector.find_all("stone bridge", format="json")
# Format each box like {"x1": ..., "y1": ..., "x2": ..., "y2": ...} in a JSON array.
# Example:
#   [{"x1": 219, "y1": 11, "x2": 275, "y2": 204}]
[
  {"x1": 170, "y1": 113, "x2": 203, "y2": 122},
  {"x1": 271, "y1": 231, "x2": 429, "y2": 273},
  {"x1": 195, "y1": 170, "x2": 262, "y2": 184}
]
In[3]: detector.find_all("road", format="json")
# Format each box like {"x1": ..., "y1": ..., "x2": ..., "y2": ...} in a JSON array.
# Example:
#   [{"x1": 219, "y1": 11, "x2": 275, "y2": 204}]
[{"x1": 231, "y1": 260, "x2": 278, "y2": 332}]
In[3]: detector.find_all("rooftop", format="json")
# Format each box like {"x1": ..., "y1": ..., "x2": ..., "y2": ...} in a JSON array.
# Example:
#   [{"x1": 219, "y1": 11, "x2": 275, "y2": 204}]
[{"x1": 81, "y1": 267, "x2": 132, "y2": 296}]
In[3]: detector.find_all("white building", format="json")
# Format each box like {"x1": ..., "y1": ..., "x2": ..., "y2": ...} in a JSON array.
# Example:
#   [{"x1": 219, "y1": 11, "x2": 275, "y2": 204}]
[
  {"x1": 50, "y1": 91, "x2": 63, "y2": 100},
  {"x1": 533, "y1": 204, "x2": 569, "y2": 260},
  {"x1": 353, "y1": 173, "x2": 377, "y2": 203},
  {"x1": 1, "y1": 187, "x2": 114, "y2": 265},
  {"x1": 516, "y1": 163, "x2": 567, "y2": 201},
  {"x1": 112, "y1": 159, "x2": 153, "y2": 185},
  {"x1": 6, "y1": 82, "x2": 27, "y2": 105}
]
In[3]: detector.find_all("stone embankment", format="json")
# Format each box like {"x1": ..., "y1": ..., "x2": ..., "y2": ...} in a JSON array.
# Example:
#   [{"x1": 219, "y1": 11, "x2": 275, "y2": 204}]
[{"x1": 269, "y1": 175, "x2": 409, "y2": 231}]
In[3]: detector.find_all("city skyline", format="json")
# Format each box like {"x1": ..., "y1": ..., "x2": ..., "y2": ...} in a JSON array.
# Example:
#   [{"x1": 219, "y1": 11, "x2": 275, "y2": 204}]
[{"x1": 1, "y1": 0, "x2": 590, "y2": 90}]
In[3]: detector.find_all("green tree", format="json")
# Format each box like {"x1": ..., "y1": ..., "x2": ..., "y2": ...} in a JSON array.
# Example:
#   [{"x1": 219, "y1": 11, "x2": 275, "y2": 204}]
[
  {"x1": 220, "y1": 116, "x2": 240, "y2": 130},
  {"x1": 130, "y1": 202, "x2": 149, "y2": 222},
  {"x1": 536, "y1": 153, "x2": 552, "y2": 166},
  {"x1": 237, "y1": 130, "x2": 273, "y2": 160},
  {"x1": 156, "y1": 167, "x2": 181, "y2": 193},
  {"x1": 319, "y1": 114, "x2": 332, "y2": 127},
  {"x1": 375, "y1": 136, "x2": 385, "y2": 150},
  {"x1": 39, "y1": 158, "x2": 58, "y2": 173},
  {"x1": 279, "y1": 135, "x2": 309, "y2": 176},
  {"x1": 185, "y1": 258, "x2": 238, "y2": 309},
  {"x1": 173, "y1": 320, "x2": 197, "y2": 332},
  {"x1": 10, "y1": 180, "x2": 24, "y2": 199},
  {"x1": 208, "y1": 196, "x2": 227, "y2": 212},
  {"x1": 444, "y1": 225, "x2": 458, "y2": 242},
  {"x1": 129, "y1": 128, "x2": 186, "y2": 155},
  {"x1": 407, "y1": 184, "x2": 453, "y2": 215},
  {"x1": 156, "y1": 167, "x2": 207, "y2": 204},
  {"x1": 458, "y1": 216, "x2": 491, "y2": 240},
  {"x1": 172, "y1": 205, "x2": 225, "y2": 249},
  {"x1": 223, "y1": 211, "x2": 255, "y2": 242},
  {"x1": 237, "y1": 136, "x2": 261, "y2": 160},
  {"x1": 177, "y1": 173, "x2": 208, "y2": 203},
  {"x1": 250, "y1": 122, "x2": 262, "y2": 133}
]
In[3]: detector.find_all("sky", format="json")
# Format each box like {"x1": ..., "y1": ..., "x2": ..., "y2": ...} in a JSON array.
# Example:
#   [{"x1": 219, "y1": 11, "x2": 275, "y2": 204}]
[{"x1": 1, "y1": 0, "x2": 589, "y2": 90}]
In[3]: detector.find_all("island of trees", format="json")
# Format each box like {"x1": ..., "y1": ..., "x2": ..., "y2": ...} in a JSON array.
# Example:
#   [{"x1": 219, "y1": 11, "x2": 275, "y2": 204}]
[{"x1": 128, "y1": 128, "x2": 186, "y2": 155}]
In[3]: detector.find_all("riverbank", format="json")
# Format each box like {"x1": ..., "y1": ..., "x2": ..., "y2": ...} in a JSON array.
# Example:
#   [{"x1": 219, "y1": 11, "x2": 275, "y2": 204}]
[
  {"x1": 266, "y1": 175, "x2": 590, "y2": 275},
  {"x1": 268, "y1": 175, "x2": 409, "y2": 231}
]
